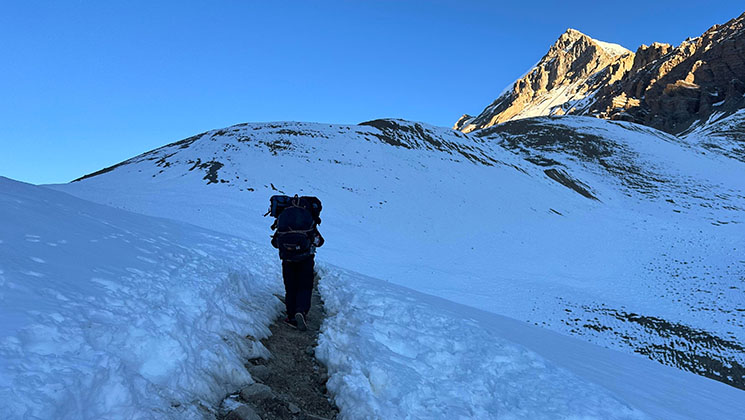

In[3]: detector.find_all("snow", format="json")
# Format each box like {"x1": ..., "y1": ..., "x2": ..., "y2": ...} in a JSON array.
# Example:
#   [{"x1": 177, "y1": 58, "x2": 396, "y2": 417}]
[
  {"x1": 49, "y1": 118, "x2": 745, "y2": 359},
  {"x1": 317, "y1": 267, "x2": 647, "y2": 419},
  {"x1": 4, "y1": 115, "x2": 744, "y2": 418},
  {"x1": 593, "y1": 39, "x2": 631, "y2": 57},
  {"x1": 0, "y1": 177, "x2": 283, "y2": 418},
  {"x1": 683, "y1": 108, "x2": 745, "y2": 159},
  {"x1": 317, "y1": 266, "x2": 745, "y2": 420},
  {"x1": 5, "y1": 171, "x2": 742, "y2": 419}
]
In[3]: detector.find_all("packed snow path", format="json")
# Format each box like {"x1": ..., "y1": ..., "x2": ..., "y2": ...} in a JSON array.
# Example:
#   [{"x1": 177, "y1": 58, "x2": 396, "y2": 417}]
[{"x1": 220, "y1": 276, "x2": 339, "y2": 420}]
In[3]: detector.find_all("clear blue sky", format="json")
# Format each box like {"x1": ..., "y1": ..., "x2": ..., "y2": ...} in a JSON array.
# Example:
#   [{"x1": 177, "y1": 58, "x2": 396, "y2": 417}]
[{"x1": 1, "y1": 1, "x2": 743, "y2": 184}]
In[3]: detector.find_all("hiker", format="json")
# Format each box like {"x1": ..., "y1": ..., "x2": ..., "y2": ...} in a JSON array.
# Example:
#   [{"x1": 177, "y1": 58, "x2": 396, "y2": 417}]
[{"x1": 270, "y1": 195, "x2": 324, "y2": 331}]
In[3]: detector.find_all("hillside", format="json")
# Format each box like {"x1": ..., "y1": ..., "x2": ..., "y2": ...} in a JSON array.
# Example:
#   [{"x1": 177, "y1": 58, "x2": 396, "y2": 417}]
[
  {"x1": 50, "y1": 117, "x2": 745, "y2": 390},
  {"x1": 8, "y1": 177, "x2": 745, "y2": 418}
]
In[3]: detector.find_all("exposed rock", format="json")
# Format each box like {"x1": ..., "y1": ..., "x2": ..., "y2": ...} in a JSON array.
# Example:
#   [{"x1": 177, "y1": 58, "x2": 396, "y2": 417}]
[
  {"x1": 288, "y1": 402, "x2": 301, "y2": 414},
  {"x1": 590, "y1": 13, "x2": 745, "y2": 135},
  {"x1": 460, "y1": 28, "x2": 633, "y2": 133},
  {"x1": 630, "y1": 42, "x2": 673, "y2": 74},
  {"x1": 240, "y1": 383, "x2": 274, "y2": 403},
  {"x1": 247, "y1": 364, "x2": 271, "y2": 383},
  {"x1": 225, "y1": 405, "x2": 261, "y2": 420},
  {"x1": 453, "y1": 114, "x2": 474, "y2": 130},
  {"x1": 301, "y1": 414, "x2": 332, "y2": 420},
  {"x1": 458, "y1": 11, "x2": 745, "y2": 142}
]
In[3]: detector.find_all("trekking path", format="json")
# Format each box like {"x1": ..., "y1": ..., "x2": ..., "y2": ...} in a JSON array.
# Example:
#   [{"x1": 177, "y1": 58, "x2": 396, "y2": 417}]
[{"x1": 219, "y1": 277, "x2": 339, "y2": 420}]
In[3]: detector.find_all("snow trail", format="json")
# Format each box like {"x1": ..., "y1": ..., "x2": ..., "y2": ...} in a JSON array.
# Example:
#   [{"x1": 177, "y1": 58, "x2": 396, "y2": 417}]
[{"x1": 220, "y1": 275, "x2": 338, "y2": 419}]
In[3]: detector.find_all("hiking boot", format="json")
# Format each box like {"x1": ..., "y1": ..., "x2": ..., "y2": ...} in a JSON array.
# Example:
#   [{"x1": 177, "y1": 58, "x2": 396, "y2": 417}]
[
  {"x1": 283, "y1": 316, "x2": 297, "y2": 328},
  {"x1": 295, "y1": 313, "x2": 307, "y2": 331}
]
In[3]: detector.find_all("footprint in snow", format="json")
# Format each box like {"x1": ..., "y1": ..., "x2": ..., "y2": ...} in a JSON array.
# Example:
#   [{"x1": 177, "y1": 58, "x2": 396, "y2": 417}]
[{"x1": 22, "y1": 271, "x2": 44, "y2": 278}]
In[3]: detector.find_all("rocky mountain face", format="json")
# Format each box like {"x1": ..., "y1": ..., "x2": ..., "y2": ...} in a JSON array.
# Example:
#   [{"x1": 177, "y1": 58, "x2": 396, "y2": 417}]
[
  {"x1": 456, "y1": 29, "x2": 633, "y2": 133},
  {"x1": 458, "y1": 12, "x2": 745, "y2": 155}
]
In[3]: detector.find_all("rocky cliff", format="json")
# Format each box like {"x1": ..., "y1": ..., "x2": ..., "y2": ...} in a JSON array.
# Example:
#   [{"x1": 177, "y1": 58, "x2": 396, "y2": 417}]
[
  {"x1": 459, "y1": 11, "x2": 745, "y2": 149},
  {"x1": 457, "y1": 29, "x2": 633, "y2": 133}
]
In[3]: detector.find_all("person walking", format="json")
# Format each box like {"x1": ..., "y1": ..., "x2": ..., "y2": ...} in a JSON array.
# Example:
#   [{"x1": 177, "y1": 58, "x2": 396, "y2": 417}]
[{"x1": 270, "y1": 196, "x2": 324, "y2": 331}]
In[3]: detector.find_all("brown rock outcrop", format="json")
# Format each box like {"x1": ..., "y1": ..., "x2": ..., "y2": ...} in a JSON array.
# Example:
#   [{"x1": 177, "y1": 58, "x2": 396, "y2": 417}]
[
  {"x1": 460, "y1": 29, "x2": 633, "y2": 133},
  {"x1": 459, "y1": 12, "x2": 745, "y2": 139}
]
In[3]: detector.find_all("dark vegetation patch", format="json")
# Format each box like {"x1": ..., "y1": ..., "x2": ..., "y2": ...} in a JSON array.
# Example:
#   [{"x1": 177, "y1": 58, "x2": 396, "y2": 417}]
[
  {"x1": 702, "y1": 125, "x2": 745, "y2": 163},
  {"x1": 477, "y1": 118, "x2": 667, "y2": 196},
  {"x1": 260, "y1": 139, "x2": 294, "y2": 155},
  {"x1": 566, "y1": 305, "x2": 745, "y2": 390},
  {"x1": 72, "y1": 132, "x2": 206, "y2": 182},
  {"x1": 199, "y1": 160, "x2": 224, "y2": 184},
  {"x1": 544, "y1": 168, "x2": 599, "y2": 200},
  {"x1": 359, "y1": 119, "x2": 497, "y2": 166},
  {"x1": 71, "y1": 160, "x2": 132, "y2": 182},
  {"x1": 155, "y1": 153, "x2": 176, "y2": 168},
  {"x1": 477, "y1": 119, "x2": 613, "y2": 160},
  {"x1": 275, "y1": 128, "x2": 329, "y2": 138}
]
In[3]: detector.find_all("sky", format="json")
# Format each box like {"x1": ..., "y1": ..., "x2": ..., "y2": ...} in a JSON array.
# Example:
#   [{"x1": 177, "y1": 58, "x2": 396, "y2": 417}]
[{"x1": 1, "y1": 1, "x2": 743, "y2": 184}]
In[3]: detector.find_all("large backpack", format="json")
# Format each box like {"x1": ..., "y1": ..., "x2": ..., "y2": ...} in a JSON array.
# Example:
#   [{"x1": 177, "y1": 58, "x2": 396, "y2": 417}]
[
  {"x1": 271, "y1": 196, "x2": 319, "y2": 261},
  {"x1": 268, "y1": 194, "x2": 322, "y2": 225}
]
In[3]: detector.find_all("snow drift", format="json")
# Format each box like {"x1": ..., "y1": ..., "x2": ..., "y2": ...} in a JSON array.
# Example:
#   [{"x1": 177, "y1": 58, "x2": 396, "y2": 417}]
[{"x1": 0, "y1": 177, "x2": 283, "y2": 418}]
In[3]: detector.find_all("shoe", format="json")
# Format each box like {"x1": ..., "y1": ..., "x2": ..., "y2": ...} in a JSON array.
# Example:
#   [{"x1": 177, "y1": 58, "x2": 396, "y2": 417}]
[
  {"x1": 295, "y1": 313, "x2": 307, "y2": 331},
  {"x1": 284, "y1": 316, "x2": 297, "y2": 328}
]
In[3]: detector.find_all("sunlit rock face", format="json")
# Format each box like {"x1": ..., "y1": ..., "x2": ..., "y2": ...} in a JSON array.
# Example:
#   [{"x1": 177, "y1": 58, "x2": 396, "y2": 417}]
[
  {"x1": 459, "y1": 28, "x2": 634, "y2": 133},
  {"x1": 459, "y1": 12, "x2": 745, "y2": 148}
]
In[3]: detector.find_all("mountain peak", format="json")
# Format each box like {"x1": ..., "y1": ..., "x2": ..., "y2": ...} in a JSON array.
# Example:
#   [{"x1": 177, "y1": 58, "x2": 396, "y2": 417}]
[
  {"x1": 457, "y1": 9, "x2": 745, "y2": 148},
  {"x1": 554, "y1": 28, "x2": 630, "y2": 58},
  {"x1": 562, "y1": 28, "x2": 586, "y2": 38},
  {"x1": 457, "y1": 29, "x2": 633, "y2": 133}
]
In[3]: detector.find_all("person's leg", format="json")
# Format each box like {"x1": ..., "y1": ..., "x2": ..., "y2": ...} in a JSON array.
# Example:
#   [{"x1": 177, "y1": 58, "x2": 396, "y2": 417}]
[
  {"x1": 282, "y1": 260, "x2": 298, "y2": 318},
  {"x1": 295, "y1": 257, "x2": 315, "y2": 315}
]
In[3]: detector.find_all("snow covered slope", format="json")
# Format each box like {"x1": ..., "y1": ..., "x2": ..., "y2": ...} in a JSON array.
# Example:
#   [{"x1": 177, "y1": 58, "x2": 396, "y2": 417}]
[
  {"x1": 318, "y1": 266, "x2": 745, "y2": 420},
  {"x1": 684, "y1": 108, "x2": 745, "y2": 162},
  {"x1": 0, "y1": 177, "x2": 283, "y2": 418},
  {"x1": 50, "y1": 117, "x2": 745, "y2": 391},
  {"x1": 4, "y1": 176, "x2": 744, "y2": 419}
]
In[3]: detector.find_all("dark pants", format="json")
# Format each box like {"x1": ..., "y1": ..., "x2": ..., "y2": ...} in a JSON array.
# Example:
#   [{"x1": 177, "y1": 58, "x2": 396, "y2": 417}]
[{"x1": 282, "y1": 257, "x2": 315, "y2": 317}]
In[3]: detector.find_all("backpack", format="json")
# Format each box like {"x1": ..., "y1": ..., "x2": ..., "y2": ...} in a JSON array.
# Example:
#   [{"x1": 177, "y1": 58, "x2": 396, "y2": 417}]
[
  {"x1": 267, "y1": 194, "x2": 322, "y2": 225},
  {"x1": 271, "y1": 196, "x2": 319, "y2": 261}
]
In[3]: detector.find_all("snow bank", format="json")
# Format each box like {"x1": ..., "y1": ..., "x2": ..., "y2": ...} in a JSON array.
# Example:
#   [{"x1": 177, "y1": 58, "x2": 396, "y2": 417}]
[
  {"x1": 0, "y1": 177, "x2": 283, "y2": 419},
  {"x1": 316, "y1": 266, "x2": 647, "y2": 420},
  {"x1": 316, "y1": 265, "x2": 745, "y2": 420}
]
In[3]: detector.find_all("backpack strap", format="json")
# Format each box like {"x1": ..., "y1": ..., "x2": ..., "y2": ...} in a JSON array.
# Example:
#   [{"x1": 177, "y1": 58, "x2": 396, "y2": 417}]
[
  {"x1": 290, "y1": 194, "x2": 301, "y2": 208},
  {"x1": 274, "y1": 228, "x2": 314, "y2": 236}
]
